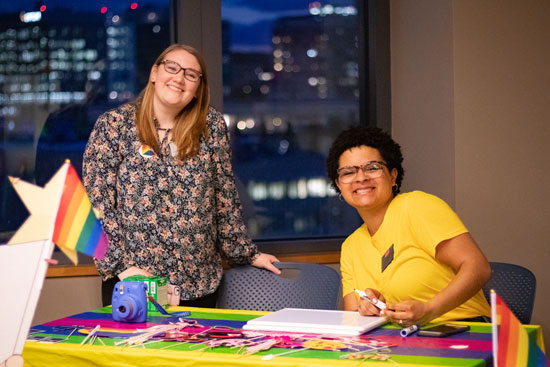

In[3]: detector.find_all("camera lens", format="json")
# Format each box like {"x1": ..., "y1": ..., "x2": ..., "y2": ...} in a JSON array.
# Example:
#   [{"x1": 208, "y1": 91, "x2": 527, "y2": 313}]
[{"x1": 116, "y1": 297, "x2": 135, "y2": 320}]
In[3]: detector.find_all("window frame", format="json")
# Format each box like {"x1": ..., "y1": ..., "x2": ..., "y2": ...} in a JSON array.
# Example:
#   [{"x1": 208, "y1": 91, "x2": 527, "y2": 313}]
[{"x1": 176, "y1": 0, "x2": 391, "y2": 255}]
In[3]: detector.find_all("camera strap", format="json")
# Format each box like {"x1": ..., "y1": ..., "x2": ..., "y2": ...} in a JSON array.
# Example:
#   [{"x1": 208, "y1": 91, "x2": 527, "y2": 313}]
[{"x1": 147, "y1": 295, "x2": 191, "y2": 318}]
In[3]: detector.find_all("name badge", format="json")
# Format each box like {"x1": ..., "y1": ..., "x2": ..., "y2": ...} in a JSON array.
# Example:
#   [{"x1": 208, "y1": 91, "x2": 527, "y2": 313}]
[{"x1": 381, "y1": 244, "x2": 394, "y2": 272}]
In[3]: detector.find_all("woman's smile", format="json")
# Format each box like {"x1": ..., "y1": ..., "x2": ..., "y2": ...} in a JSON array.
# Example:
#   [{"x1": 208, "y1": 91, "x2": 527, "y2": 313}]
[{"x1": 353, "y1": 184, "x2": 376, "y2": 195}]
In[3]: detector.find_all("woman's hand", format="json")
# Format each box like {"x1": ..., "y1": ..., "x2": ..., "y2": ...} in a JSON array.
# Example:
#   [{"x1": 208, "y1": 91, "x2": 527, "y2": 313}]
[
  {"x1": 383, "y1": 300, "x2": 434, "y2": 327},
  {"x1": 357, "y1": 288, "x2": 386, "y2": 316},
  {"x1": 118, "y1": 266, "x2": 153, "y2": 280},
  {"x1": 251, "y1": 253, "x2": 281, "y2": 275}
]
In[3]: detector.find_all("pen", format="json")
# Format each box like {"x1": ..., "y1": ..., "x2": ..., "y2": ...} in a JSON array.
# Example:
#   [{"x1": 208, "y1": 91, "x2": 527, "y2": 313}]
[
  {"x1": 354, "y1": 288, "x2": 387, "y2": 310},
  {"x1": 400, "y1": 324, "x2": 420, "y2": 337}
]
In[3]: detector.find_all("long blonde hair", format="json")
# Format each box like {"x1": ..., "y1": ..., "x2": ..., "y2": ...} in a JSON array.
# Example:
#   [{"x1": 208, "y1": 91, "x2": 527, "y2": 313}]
[{"x1": 136, "y1": 44, "x2": 210, "y2": 160}]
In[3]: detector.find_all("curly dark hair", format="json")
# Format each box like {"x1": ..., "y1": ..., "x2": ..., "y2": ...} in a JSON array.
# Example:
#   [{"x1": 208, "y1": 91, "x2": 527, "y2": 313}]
[{"x1": 326, "y1": 126, "x2": 404, "y2": 195}]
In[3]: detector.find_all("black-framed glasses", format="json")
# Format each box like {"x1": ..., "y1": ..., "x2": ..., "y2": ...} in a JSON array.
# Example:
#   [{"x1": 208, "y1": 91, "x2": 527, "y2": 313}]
[
  {"x1": 337, "y1": 161, "x2": 387, "y2": 183},
  {"x1": 160, "y1": 60, "x2": 202, "y2": 82}
]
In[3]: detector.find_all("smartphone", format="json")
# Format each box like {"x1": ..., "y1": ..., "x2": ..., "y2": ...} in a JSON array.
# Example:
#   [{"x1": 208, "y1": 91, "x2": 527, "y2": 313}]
[{"x1": 417, "y1": 324, "x2": 470, "y2": 337}]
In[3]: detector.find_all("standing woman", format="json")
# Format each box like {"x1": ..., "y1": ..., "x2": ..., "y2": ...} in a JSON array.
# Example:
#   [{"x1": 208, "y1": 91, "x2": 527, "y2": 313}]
[
  {"x1": 84, "y1": 44, "x2": 279, "y2": 307},
  {"x1": 326, "y1": 126, "x2": 491, "y2": 326}
]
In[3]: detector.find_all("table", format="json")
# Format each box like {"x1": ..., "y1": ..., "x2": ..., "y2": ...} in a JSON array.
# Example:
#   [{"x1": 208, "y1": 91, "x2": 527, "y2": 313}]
[{"x1": 22, "y1": 306, "x2": 545, "y2": 367}]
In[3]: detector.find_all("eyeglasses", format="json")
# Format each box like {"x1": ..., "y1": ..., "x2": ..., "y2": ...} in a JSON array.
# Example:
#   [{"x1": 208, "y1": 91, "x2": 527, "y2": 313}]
[
  {"x1": 337, "y1": 161, "x2": 387, "y2": 184},
  {"x1": 160, "y1": 60, "x2": 202, "y2": 82}
]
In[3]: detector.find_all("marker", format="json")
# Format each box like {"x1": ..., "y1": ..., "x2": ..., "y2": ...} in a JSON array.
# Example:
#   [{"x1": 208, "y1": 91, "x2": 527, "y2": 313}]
[
  {"x1": 400, "y1": 324, "x2": 420, "y2": 337},
  {"x1": 354, "y1": 288, "x2": 387, "y2": 310}
]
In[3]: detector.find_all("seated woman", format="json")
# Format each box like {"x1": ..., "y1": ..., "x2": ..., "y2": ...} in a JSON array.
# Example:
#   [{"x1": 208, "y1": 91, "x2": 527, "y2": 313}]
[{"x1": 326, "y1": 126, "x2": 491, "y2": 327}]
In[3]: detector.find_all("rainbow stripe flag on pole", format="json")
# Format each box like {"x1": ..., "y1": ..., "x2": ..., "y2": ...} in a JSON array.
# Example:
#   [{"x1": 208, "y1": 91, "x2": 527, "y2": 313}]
[
  {"x1": 491, "y1": 290, "x2": 549, "y2": 366},
  {"x1": 52, "y1": 163, "x2": 108, "y2": 262},
  {"x1": 8, "y1": 161, "x2": 108, "y2": 265}
]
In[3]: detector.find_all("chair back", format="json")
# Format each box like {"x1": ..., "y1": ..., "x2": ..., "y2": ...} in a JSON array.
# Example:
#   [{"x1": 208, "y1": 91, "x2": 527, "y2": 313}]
[
  {"x1": 216, "y1": 262, "x2": 341, "y2": 311},
  {"x1": 483, "y1": 262, "x2": 536, "y2": 324}
]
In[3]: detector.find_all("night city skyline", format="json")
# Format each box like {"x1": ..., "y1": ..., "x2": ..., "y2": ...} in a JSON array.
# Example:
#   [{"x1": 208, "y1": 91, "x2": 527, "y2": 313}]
[{"x1": 0, "y1": 0, "x2": 362, "y2": 239}]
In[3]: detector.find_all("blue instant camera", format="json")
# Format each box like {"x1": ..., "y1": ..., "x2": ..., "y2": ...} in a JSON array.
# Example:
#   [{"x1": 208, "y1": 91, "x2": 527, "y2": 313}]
[{"x1": 112, "y1": 281, "x2": 148, "y2": 323}]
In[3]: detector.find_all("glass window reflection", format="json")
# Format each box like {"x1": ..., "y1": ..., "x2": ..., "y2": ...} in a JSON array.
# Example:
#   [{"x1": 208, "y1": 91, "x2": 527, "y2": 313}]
[
  {"x1": 0, "y1": 1, "x2": 170, "y2": 235},
  {"x1": 222, "y1": 0, "x2": 362, "y2": 240}
]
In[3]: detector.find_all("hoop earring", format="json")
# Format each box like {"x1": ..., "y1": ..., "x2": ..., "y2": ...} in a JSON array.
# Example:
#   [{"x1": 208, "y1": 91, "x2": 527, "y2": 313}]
[
  {"x1": 338, "y1": 193, "x2": 344, "y2": 202},
  {"x1": 392, "y1": 183, "x2": 398, "y2": 192}
]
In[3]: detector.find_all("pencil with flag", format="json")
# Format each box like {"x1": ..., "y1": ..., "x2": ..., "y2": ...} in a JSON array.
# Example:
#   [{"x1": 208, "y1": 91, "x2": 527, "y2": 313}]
[
  {"x1": 52, "y1": 162, "x2": 108, "y2": 264},
  {"x1": 491, "y1": 289, "x2": 549, "y2": 367}
]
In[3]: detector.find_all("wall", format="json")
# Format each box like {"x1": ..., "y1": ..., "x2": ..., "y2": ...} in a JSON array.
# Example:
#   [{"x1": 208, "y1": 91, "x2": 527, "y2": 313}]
[
  {"x1": 32, "y1": 277, "x2": 102, "y2": 325},
  {"x1": 391, "y1": 0, "x2": 550, "y2": 349},
  {"x1": 391, "y1": 0, "x2": 456, "y2": 205}
]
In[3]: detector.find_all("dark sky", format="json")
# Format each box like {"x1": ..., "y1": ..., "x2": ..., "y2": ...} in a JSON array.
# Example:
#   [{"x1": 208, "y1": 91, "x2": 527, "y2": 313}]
[
  {"x1": 222, "y1": 1, "x2": 309, "y2": 53},
  {"x1": 0, "y1": 0, "x2": 356, "y2": 52},
  {"x1": 0, "y1": 0, "x2": 354, "y2": 17},
  {"x1": 222, "y1": 0, "x2": 355, "y2": 52},
  {"x1": 0, "y1": 0, "x2": 167, "y2": 14}
]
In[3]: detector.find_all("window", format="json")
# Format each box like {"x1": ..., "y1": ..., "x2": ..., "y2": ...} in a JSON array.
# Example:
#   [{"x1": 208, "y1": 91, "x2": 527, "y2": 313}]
[
  {"x1": 0, "y1": 1, "x2": 171, "y2": 239},
  {"x1": 1, "y1": 0, "x2": 391, "y2": 255},
  {"x1": 221, "y1": 1, "x2": 365, "y2": 241}
]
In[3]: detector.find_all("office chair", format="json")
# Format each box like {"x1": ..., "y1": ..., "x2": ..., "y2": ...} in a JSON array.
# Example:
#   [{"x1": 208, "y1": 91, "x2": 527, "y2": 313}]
[
  {"x1": 216, "y1": 262, "x2": 341, "y2": 311},
  {"x1": 482, "y1": 262, "x2": 536, "y2": 324}
]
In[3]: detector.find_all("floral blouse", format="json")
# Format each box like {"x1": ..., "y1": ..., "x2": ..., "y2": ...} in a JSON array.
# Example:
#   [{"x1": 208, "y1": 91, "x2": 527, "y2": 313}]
[{"x1": 83, "y1": 103, "x2": 258, "y2": 300}]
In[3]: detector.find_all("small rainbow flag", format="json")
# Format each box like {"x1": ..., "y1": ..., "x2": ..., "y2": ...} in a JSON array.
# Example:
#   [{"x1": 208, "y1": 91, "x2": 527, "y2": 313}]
[
  {"x1": 52, "y1": 164, "x2": 108, "y2": 260},
  {"x1": 491, "y1": 290, "x2": 549, "y2": 366}
]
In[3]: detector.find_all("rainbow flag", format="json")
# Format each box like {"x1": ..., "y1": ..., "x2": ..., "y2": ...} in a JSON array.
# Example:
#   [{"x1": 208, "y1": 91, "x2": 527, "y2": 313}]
[
  {"x1": 491, "y1": 290, "x2": 549, "y2": 366},
  {"x1": 52, "y1": 164, "x2": 108, "y2": 260}
]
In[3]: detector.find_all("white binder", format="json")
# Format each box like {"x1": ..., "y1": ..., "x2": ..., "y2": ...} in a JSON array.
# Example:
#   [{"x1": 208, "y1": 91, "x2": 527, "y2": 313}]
[{"x1": 243, "y1": 308, "x2": 387, "y2": 336}]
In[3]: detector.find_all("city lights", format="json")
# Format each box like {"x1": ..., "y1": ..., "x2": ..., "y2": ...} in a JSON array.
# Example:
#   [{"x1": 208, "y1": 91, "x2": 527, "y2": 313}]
[
  {"x1": 306, "y1": 49, "x2": 318, "y2": 58},
  {"x1": 236, "y1": 120, "x2": 246, "y2": 130},
  {"x1": 20, "y1": 11, "x2": 42, "y2": 23},
  {"x1": 1, "y1": 0, "x2": 360, "y2": 239},
  {"x1": 243, "y1": 177, "x2": 338, "y2": 201},
  {"x1": 309, "y1": 4, "x2": 357, "y2": 16},
  {"x1": 0, "y1": 0, "x2": 172, "y2": 237}
]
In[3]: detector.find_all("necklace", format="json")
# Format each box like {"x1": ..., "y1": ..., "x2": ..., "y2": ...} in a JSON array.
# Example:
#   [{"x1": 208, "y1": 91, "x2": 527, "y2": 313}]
[
  {"x1": 153, "y1": 117, "x2": 172, "y2": 132},
  {"x1": 152, "y1": 117, "x2": 174, "y2": 158}
]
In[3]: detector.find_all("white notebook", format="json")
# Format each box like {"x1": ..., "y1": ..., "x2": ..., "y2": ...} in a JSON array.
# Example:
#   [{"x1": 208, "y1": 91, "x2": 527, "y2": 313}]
[{"x1": 242, "y1": 308, "x2": 387, "y2": 336}]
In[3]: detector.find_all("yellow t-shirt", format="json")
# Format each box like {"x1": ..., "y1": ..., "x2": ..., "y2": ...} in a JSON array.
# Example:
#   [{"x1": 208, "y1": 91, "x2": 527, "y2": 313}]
[{"x1": 340, "y1": 191, "x2": 490, "y2": 323}]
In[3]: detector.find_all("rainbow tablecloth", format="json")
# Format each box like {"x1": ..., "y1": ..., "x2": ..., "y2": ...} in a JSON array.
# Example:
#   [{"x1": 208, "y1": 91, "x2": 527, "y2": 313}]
[{"x1": 23, "y1": 306, "x2": 544, "y2": 367}]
